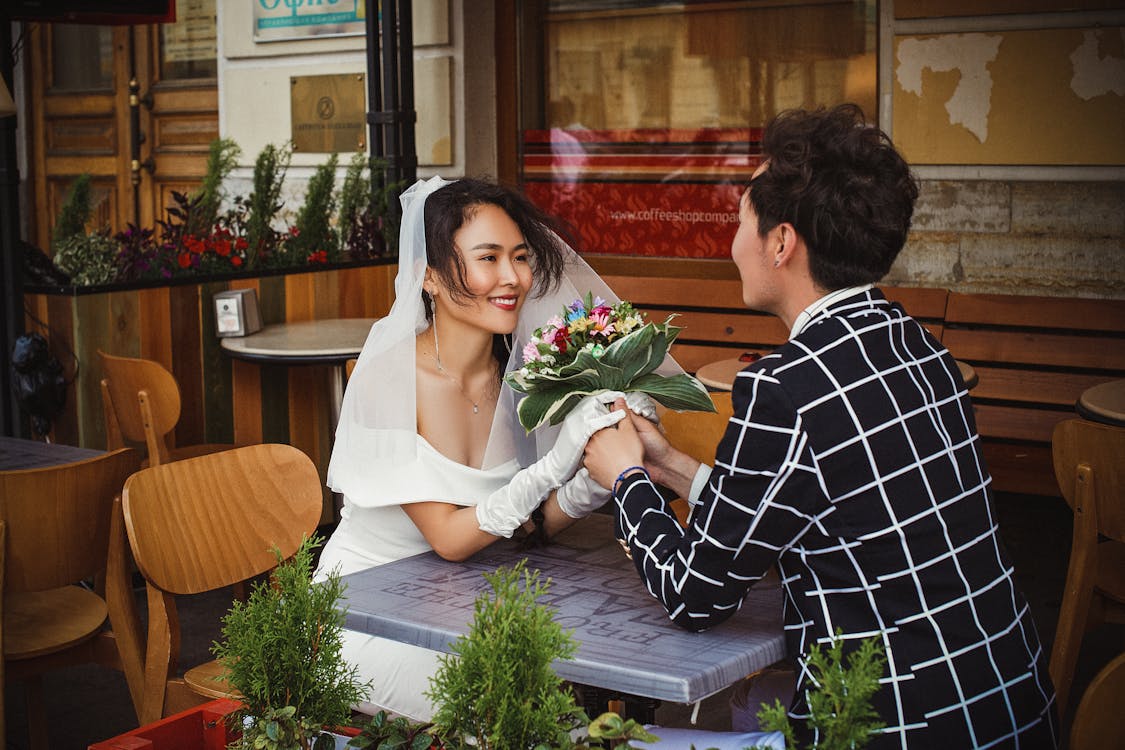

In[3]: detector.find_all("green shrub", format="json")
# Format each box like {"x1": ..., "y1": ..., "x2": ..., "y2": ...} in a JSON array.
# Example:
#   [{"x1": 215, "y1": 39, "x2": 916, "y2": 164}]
[
  {"x1": 245, "y1": 141, "x2": 292, "y2": 268},
  {"x1": 427, "y1": 561, "x2": 587, "y2": 750},
  {"x1": 752, "y1": 633, "x2": 886, "y2": 750},
  {"x1": 53, "y1": 173, "x2": 93, "y2": 247},
  {"x1": 213, "y1": 534, "x2": 370, "y2": 750}
]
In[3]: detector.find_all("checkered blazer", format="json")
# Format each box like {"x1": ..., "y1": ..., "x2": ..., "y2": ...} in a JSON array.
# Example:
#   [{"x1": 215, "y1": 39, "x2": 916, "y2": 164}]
[{"x1": 614, "y1": 289, "x2": 1058, "y2": 749}]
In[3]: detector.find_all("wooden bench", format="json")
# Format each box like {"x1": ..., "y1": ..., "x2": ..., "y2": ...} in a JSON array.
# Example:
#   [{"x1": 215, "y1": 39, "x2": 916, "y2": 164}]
[
  {"x1": 599, "y1": 268, "x2": 1125, "y2": 496},
  {"x1": 602, "y1": 274, "x2": 948, "y2": 373},
  {"x1": 942, "y1": 293, "x2": 1125, "y2": 496}
]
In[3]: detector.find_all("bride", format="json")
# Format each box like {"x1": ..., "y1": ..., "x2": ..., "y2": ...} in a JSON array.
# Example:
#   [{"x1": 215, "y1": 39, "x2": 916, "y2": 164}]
[{"x1": 318, "y1": 176, "x2": 643, "y2": 720}]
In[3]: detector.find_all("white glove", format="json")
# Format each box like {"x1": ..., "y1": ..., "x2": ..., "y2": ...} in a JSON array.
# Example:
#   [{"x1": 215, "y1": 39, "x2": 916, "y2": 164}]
[
  {"x1": 556, "y1": 468, "x2": 612, "y2": 519},
  {"x1": 476, "y1": 392, "x2": 625, "y2": 537},
  {"x1": 624, "y1": 392, "x2": 659, "y2": 423}
]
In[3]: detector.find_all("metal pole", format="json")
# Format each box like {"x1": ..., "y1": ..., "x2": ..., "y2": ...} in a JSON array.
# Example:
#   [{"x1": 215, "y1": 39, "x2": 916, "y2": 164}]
[
  {"x1": 365, "y1": 2, "x2": 384, "y2": 192},
  {"x1": 0, "y1": 17, "x2": 26, "y2": 436},
  {"x1": 397, "y1": 0, "x2": 416, "y2": 185}
]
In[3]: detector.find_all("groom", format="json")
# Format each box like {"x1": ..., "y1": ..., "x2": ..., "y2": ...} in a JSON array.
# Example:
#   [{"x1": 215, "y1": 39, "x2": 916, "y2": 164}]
[{"x1": 584, "y1": 105, "x2": 1058, "y2": 749}]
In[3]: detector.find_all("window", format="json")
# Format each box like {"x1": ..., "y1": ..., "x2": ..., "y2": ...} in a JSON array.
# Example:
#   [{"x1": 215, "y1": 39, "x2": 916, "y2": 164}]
[{"x1": 518, "y1": 0, "x2": 877, "y2": 258}]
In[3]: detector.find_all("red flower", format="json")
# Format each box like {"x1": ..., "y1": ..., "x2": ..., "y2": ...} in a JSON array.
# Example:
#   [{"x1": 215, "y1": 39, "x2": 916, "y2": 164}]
[
  {"x1": 308, "y1": 250, "x2": 328, "y2": 264},
  {"x1": 214, "y1": 238, "x2": 232, "y2": 257},
  {"x1": 235, "y1": 237, "x2": 249, "y2": 251},
  {"x1": 230, "y1": 256, "x2": 243, "y2": 267},
  {"x1": 551, "y1": 327, "x2": 570, "y2": 354},
  {"x1": 178, "y1": 252, "x2": 192, "y2": 268}
]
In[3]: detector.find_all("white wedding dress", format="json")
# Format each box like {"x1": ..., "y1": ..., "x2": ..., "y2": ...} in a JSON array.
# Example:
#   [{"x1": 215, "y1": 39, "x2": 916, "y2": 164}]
[{"x1": 316, "y1": 434, "x2": 520, "y2": 721}]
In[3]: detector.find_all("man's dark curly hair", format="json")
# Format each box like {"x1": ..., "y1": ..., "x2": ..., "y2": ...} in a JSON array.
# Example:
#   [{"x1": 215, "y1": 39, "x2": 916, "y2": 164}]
[{"x1": 749, "y1": 104, "x2": 919, "y2": 290}]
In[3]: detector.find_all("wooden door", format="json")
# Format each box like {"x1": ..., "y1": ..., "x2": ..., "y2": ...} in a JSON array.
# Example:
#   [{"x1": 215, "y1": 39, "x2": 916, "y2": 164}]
[{"x1": 25, "y1": 3, "x2": 217, "y2": 252}]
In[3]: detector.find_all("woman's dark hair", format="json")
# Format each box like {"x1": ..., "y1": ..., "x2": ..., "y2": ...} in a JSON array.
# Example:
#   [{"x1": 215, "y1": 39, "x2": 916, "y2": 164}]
[
  {"x1": 423, "y1": 177, "x2": 571, "y2": 305},
  {"x1": 422, "y1": 177, "x2": 573, "y2": 366},
  {"x1": 748, "y1": 103, "x2": 919, "y2": 290}
]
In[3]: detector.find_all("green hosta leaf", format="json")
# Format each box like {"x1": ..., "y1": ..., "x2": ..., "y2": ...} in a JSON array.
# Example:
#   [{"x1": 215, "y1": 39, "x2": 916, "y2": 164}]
[
  {"x1": 599, "y1": 323, "x2": 656, "y2": 370},
  {"x1": 518, "y1": 387, "x2": 600, "y2": 431},
  {"x1": 629, "y1": 373, "x2": 716, "y2": 413}
]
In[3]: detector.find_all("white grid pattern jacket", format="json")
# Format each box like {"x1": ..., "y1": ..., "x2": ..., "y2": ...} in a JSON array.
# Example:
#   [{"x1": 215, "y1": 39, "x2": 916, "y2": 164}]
[{"x1": 614, "y1": 289, "x2": 1058, "y2": 749}]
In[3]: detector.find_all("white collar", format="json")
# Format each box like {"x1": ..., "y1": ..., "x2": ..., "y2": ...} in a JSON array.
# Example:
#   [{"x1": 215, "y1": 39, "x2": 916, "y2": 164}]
[{"x1": 789, "y1": 284, "x2": 875, "y2": 339}]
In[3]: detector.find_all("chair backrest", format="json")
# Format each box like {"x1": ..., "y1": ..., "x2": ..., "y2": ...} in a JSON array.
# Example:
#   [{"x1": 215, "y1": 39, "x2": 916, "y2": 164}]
[
  {"x1": 662, "y1": 391, "x2": 734, "y2": 466},
  {"x1": 1052, "y1": 418, "x2": 1125, "y2": 543},
  {"x1": 0, "y1": 449, "x2": 139, "y2": 593},
  {"x1": 122, "y1": 443, "x2": 323, "y2": 595},
  {"x1": 1069, "y1": 652, "x2": 1125, "y2": 750},
  {"x1": 98, "y1": 350, "x2": 183, "y2": 464}
]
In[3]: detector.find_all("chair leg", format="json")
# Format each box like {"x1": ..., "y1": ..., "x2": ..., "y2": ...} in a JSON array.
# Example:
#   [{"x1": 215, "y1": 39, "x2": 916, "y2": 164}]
[{"x1": 1049, "y1": 465, "x2": 1098, "y2": 715}]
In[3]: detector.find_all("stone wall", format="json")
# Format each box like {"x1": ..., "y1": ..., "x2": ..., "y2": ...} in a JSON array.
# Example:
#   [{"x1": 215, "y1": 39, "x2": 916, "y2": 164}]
[{"x1": 886, "y1": 179, "x2": 1125, "y2": 299}]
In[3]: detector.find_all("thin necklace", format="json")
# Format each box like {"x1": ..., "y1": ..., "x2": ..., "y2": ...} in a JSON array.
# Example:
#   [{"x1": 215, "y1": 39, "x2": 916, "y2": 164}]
[{"x1": 431, "y1": 314, "x2": 491, "y2": 414}]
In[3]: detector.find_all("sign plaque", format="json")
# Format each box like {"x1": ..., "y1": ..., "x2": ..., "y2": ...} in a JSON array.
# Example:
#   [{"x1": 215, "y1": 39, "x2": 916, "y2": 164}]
[{"x1": 291, "y1": 73, "x2": 366, "y2": 153}]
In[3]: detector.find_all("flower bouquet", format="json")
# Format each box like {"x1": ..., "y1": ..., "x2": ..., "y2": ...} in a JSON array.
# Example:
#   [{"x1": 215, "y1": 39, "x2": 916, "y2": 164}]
[{"x1": 505, "y1": 292, "x2": 716, "y2": 432}]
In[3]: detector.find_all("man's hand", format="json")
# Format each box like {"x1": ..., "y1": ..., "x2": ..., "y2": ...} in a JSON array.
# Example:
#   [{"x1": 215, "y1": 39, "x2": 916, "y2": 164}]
[{"x1": 583, "y1": 397, "x2": 647, "y2": 491}]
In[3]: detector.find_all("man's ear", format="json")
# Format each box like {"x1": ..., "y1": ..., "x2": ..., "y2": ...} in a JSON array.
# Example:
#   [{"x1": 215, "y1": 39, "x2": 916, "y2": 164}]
[{"x1": 774, "y1": 223, "x2": 799, "y2": 268}]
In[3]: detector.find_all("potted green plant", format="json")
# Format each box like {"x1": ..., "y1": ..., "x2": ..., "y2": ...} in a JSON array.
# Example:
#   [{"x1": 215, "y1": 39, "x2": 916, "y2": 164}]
[
  {"x1": 423, "y1": 560, "x2": 659, "y2": 750},
  {"x1": 50, "y1": 173, "x2": 118, "y2": 286},
  {"x1": 750, "y1": 633, "x2": 886, "y2": 750},
  {"x1": 212, "y1": 534, "x2": 371, "y2": 750}
]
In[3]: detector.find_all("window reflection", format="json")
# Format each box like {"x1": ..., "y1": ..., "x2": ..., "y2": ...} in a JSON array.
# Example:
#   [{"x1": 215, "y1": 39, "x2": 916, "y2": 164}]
[
  {"x1": 518, "y1": 1, "x2": 877, "y2": 259},
  {"x1": 51, "y1": 24, "x2": 114, "y2": 92},
  {"x1": 160, "y1": 0, "x2": 218, "y2": 81}
]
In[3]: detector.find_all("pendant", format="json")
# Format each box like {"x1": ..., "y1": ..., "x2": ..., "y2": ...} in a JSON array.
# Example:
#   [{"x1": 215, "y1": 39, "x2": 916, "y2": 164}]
[{"x1": 473, "y1": 404, "x2": 479, "y2": 414}]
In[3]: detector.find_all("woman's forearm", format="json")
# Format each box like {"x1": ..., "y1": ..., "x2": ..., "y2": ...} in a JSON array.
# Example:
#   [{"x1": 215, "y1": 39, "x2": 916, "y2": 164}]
[{"x1": 402, "y1": 501, "x2": 501, "y2": 562}]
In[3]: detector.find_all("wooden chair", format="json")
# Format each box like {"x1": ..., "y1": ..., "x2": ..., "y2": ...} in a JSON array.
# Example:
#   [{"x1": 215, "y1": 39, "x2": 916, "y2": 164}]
[
  {"x1": 660, "y1": 392, "x2": 734, "y2": 525},
  {"x1": 1048, "y1": 418, "x2": 1125, "y2": 714},
  {"x1": 98, "y1": 350, "x2": 236, "y2": 466},
  {"x1": 346, "y1": 357, "x2": 357, "y2": 379},
  {"x1": 1068, "y1": 651, "x2": 1125, "y2": 750},
  {"x1": 0, "y1": 448, "x2": 141, "y2": 749},
  {"x1": 116, "y1": 443, "x2": 322, "y2": 723}
]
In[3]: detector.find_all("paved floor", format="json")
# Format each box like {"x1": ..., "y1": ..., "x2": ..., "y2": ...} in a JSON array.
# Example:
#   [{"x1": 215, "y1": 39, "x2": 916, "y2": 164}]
[{"x1": 5, "y1": 492, "x2": 1121, "y2": 749}]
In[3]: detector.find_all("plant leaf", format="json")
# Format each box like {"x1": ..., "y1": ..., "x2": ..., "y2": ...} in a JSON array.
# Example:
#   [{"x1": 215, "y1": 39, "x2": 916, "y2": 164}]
[{"x1": 629, "y1": 373, "x2": 716, "y2": 413}]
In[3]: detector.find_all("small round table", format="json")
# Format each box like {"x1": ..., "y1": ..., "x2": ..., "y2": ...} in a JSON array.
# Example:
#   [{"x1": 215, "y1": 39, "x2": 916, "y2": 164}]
[
  {"x1": 1076, "y1": 378, "x2": 1125, "y2": 427},
  {"x1": 956, "y1": 360, "x2": 979, "y2": 391},
  {"x1": 695, "y1": 356, "x2": 759, "y2": 391},
  {"x1": 221, "y1": 318, "x2": 378, "y2": 428}
]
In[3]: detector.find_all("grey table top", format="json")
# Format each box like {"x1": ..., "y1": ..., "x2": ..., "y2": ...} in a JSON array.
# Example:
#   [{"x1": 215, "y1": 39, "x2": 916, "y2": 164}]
[
  {"x1": 338, "y1": 514, "x2": 786, "y2": 704},
  {"x1": 0, "y1": 436, "x2": 102, "y2": 471}
]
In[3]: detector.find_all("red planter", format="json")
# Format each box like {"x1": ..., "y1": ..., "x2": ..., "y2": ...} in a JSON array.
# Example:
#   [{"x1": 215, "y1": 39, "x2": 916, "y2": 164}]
[
  {"x1": 89, "y1": 699, "x2": 243, "y2": 750},
  {"x1": 89, "y1": 700, "x2": 363, "y2": 750}
]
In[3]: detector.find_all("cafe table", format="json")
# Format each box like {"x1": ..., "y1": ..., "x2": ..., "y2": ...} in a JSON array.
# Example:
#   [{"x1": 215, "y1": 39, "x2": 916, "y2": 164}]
[
  {"x1": 338, "y1": 513, "x2": 786, "y2": 707},
  {"x1": 1076, "y1": 378, "x2": 1125, "y2": 427},
  {"x1": 0, "y1": 435, "x2": 102, "y2": 470},
  {"x1": 220, "y1": 318, "x2": 378, "y2": 428}
]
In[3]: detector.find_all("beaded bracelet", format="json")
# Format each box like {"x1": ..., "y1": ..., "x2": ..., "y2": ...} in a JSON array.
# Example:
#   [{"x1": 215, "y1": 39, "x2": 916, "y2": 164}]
[{"x1": 613, "y1": 465, "x2": 648, "y2": 496}]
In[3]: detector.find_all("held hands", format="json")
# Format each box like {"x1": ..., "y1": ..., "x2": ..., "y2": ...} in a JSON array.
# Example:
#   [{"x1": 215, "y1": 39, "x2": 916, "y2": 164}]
[
  {"x1": 583, "y1": 398, "x2": 650, "y2": 492},
  {"x1": 541, "y1": 391, "x2": 629, "y2": 481},
  {"x1": 476, "y1": 392, "x2": 626, "y2": 537},
  {"x1": 556, "y1": 393, "x2": 660, "y2": 518}
]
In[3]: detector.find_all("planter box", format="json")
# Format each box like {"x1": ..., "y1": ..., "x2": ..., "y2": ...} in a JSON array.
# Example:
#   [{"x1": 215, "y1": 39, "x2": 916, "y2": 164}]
[
  {"x1": 24, "y1": 262, "x2": 397, "y2": 521},
  {"x1": 88, "y1": 699, "x2": 360, "y2": 750},
  {"x1": 89, "y1": 699, "x2": 243, "y2": 750}
]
